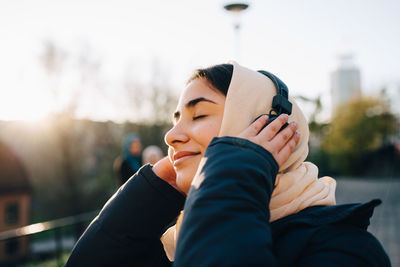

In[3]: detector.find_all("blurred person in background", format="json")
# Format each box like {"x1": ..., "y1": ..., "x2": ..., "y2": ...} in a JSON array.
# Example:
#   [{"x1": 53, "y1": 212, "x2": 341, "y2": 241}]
[
  {"x1": 113, "y1": 133, "x2": 143, "y2": 185},
  {"x1": 67, "y1": 62, "x2": 390, "y2": 266},
  {"x1": 142, "y1": 145, "x2": 164, "y2": 165}
]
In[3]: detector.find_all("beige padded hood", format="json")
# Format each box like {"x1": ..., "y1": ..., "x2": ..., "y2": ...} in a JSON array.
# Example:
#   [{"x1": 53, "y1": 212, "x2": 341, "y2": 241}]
[{"x1": 219, "y1": 61, "x2": 309, "y2": 173}]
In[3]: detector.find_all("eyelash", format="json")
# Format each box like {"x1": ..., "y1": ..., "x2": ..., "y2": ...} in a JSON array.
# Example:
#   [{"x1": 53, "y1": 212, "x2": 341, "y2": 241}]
[{"x1": 193, "y1": 115, "x2": 207, "y2": 120}]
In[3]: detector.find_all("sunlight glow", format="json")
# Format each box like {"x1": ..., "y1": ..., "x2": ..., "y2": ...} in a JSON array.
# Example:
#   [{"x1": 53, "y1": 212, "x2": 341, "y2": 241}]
[
  {"x1": 18, "y1": 222, "x2": 49, "y2": 236},
  {"x1": 0, "y1": 70, "x2": 53, "y2": 121},
  {"x1": 0, "y1": 91, "x2": 53, "y2": 121},
  {"x1": 0, "y1": 0, "x2": 399, "y2": 122}
]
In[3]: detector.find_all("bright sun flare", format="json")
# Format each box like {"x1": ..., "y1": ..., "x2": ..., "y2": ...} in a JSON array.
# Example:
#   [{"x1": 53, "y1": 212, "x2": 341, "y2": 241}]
[{"x1": 0, "y1": 87, "x2": 53, "y2": 122}]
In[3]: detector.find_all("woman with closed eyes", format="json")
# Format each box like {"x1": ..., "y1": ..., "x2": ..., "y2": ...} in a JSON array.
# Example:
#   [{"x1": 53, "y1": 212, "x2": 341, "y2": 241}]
[{"x1": 66, "y1": 62, "x2": 390, "y2": 266}]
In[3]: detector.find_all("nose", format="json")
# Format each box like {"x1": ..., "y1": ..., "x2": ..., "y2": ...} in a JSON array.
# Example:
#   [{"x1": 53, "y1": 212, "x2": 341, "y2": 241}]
[{"x1": 164, "y1": 122, "x2": 189, "y2": 148}]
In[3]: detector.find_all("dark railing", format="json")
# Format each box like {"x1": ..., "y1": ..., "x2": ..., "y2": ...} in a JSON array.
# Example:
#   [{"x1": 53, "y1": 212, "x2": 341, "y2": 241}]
[{"x1": 0, "y1": 210, "x2": 98, "y2": 267}]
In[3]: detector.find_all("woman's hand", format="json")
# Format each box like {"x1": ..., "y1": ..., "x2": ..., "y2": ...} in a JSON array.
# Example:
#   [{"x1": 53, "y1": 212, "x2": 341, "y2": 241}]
[
  {"x1": 152, "y1": 156, "x2": 184, "y2": 194},
  {"x1": 238, "y1": 114, "x2": 300, "y2": 168}
]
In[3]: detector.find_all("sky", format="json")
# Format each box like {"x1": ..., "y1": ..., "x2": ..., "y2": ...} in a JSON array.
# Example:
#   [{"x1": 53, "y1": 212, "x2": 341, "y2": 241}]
[{"x1": 0, "y1": 0, "x2": 399, "y2": 122}]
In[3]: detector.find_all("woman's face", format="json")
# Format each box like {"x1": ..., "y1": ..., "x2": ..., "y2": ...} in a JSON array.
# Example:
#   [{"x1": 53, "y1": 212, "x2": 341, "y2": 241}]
[
  {"x1": 129, "y1": 139, "x2": 142, "y2": 155},
  {"x1": 165, "y1": 78, "x2": 226, "y2": 194}
]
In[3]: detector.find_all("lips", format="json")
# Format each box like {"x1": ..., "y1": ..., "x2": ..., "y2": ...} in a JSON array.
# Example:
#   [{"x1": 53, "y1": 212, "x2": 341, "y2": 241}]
[{"x1": 173, "y1": 151, "x2": 201, "y2": 165}]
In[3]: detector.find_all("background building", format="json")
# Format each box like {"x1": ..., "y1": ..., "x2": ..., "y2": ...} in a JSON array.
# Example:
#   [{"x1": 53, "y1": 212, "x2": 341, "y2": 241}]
[
  {"x1": 331, "y1": 54, "x2": 362, "y2": 112},
  {"x1": 0, "y1": 141, "x2": 32, "y2": 264}
]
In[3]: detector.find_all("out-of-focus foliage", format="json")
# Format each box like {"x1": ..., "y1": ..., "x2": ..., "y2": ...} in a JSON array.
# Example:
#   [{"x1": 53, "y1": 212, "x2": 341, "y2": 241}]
[
  {"x1": 1, "y1": 41, "x2": 177, "y2": 223},
  {"x1": 322, "y1": 97, "x2": 396, "y2": 155},
  {"x1": 0, "y1": 118, "x2": 171, "y2": 222},
  {"x1": 124, "y1": 61, "x2": 177, "y2": 124},
  {"x1": 309, "y1": 96, "x2": 399, "y2": 176}
]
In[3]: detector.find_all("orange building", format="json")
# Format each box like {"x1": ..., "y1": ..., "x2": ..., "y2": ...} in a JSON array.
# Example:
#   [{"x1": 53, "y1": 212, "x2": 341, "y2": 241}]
[{"x1": 0, "y1": 141, "x2": 32, "y2": 263}]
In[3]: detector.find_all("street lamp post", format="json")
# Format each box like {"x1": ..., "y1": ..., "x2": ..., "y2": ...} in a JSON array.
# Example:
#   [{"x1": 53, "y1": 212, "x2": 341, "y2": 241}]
[{"x1": 223, "y1": 3, "x2": 249, "y2": 61}]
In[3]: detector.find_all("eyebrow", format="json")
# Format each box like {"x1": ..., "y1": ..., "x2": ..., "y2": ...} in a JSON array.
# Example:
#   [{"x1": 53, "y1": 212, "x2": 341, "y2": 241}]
[{"x1": 173, "y1": 97, "x2": 217, "y2": 120}]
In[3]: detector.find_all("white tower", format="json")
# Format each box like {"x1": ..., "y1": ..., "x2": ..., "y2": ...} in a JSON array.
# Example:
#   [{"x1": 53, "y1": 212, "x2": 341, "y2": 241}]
[{"x1": 331, "y1": 54, "x2": 361, "y2": 111}]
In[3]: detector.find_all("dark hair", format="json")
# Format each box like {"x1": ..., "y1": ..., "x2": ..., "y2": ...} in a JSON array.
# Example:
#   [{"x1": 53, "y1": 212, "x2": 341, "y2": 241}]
[{"x1": 187, "y1": 64, "x2": 233, "y2": 96}]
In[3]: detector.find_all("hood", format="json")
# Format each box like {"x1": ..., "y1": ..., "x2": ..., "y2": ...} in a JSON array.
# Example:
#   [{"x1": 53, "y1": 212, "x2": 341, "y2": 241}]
[{"x1": 218, "y1": 61, "x2": 309, "y2": 173}]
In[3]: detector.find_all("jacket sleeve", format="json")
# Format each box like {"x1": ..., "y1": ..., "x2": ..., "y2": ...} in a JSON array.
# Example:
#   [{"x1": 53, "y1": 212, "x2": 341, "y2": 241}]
[
  {"x1": 174, "y1": 137, "x2": 280, "y2": 266},
  {"x1": 66, "y1": 164, "x2": 185, "y2": 267}
]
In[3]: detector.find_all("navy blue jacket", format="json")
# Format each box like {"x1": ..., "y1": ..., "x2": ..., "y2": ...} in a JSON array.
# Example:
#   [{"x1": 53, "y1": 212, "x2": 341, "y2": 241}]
[
  {"x1": 66, "y1": 164, "x2": 185, "y2": 266},
  {"x1": 66, "y1": 137, "x2": 390, "y2": 266},
  {"x1": 175, "y1": 137, "x2": 390, "y2": 266}
]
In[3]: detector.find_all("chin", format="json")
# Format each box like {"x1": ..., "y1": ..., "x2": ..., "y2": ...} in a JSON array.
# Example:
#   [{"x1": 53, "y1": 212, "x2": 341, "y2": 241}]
[
  {"x1": 175, "y1": 157, "x2": 202, "y2": 194},
  {"x1": 176, "y1": 169, "x2": 197, "y2": 195}
]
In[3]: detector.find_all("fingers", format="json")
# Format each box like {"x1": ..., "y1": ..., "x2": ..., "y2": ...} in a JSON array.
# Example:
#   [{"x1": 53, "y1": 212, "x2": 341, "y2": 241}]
[
  {"x1": 274, "y1": 131, "x2": 300, "y2": 166},
  {"x1": 258, "y1": 114, "x2": 289, "y2": 141},
  {"x1": 269, "y1": 120, "x2": 297, "y2": 149},
  {"x1": 238, "y1": 115, "x2": 269, "y2": 138},
  {"x1": 236, "y1": 113, "x2": 300, "y2": 169},
  {"x1": 259, "y1": 114, "x2": 299, "y2": 167}
]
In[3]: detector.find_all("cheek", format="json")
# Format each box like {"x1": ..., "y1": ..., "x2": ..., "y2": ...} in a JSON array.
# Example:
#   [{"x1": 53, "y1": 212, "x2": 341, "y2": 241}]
[{"x1": 191, "y1": 120, "x2": 222, "y2": 149}]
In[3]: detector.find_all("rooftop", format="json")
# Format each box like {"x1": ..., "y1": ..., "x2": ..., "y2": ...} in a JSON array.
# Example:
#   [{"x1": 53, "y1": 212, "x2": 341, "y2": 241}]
[{"x1": 0, "y1": 141, "x2": 31, "y2": 194}]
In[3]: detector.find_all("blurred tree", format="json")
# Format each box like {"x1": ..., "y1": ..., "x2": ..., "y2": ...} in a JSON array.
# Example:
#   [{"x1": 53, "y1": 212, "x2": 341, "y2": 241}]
[
  {"x1": 124, "y1": 60, "x2": 177, "y2": 124},
  {"x1": 321, "y1": 97, "x2": 398, "y2": 175},
  {"x1": 295, "y1": 95, "x2": 322, "y2": 129},
  {"x1": 121, "y1": 122, "x2": 171, "y2": 154},
  {"x1": 148, "y1": 61, "x2": 177, "y2": 124},
  {"x1": 11, "y1": 41, "x2": 181, "y2": 226},
  {"x1": 295, "y1": 95, "x2": 324, "y2": 139},
  {"x1": 74, "y1": 120, "x2": 122, "y2": 209},
  {"x1": 296, "y1": 95, "x2": 336, "y2": 176},
  {"x1": 148, "y1": 82, "x2": 177, "y2": 124},
  {"x1": 41, "y1": 42, "x2": 81, "y2": 219},
  {"x1": 40, "y1": 41, "x2": 105, "y2": 220}
]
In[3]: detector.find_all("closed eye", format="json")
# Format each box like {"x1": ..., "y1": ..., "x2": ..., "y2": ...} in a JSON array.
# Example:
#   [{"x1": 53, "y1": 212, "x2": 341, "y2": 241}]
[{"x1": 193, "y1": 115, "x2": 207, "y2": 120}]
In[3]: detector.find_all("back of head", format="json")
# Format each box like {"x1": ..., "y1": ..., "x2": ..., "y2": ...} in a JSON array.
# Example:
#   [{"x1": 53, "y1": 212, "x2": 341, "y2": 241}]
[{"x1": 142, "y1": 145, "x2": 163, "y2": 165}]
